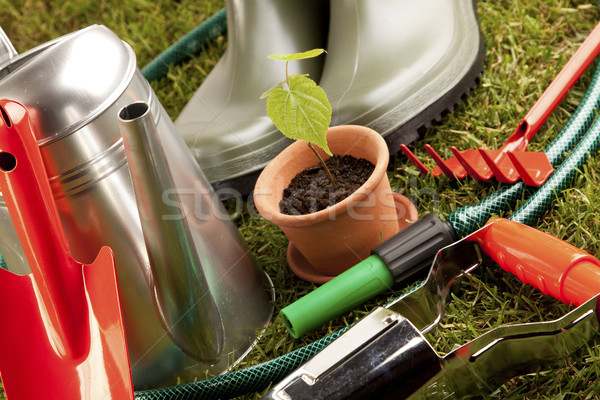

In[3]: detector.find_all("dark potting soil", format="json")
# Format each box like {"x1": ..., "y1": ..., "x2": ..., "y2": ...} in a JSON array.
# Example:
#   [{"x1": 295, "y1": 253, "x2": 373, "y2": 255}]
[{"x1": 280, "y1": 155, "x2": 375, "y2": 215}]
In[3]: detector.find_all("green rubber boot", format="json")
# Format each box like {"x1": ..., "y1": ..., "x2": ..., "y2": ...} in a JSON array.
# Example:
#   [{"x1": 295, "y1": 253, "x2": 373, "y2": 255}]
[
  {"x1": 321, "y1": 0, "x2": 485, "y2": 150},
  {"x1": 177, "y1": 0, "x2": 485, "y2": 195},
  {"x1": 174, "y1": 0, "x2": 329, "y2": 196}
]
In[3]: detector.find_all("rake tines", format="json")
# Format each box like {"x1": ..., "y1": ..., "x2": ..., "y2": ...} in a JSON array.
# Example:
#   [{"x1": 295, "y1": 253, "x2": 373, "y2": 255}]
[
  {"x1": 401, "y1": 19, "x2": 600, "y2": 186},
  {"x1": 400, "y1": 143, "x2": 554, "y2": 186}
]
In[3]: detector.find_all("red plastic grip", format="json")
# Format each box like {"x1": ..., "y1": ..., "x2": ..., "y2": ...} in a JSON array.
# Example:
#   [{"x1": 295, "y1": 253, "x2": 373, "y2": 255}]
[
  {"x1": 469, "y1": 218, "x2": 600, "y2": 306},
  {"x1": 510, "y1": 20, "x2": 600, "y2": 146}
]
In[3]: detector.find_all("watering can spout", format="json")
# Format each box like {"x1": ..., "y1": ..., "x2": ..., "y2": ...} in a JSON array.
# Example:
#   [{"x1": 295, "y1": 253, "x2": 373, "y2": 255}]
[{"x1": 119, "y1": 102, "x2": 225, "y2": 361}]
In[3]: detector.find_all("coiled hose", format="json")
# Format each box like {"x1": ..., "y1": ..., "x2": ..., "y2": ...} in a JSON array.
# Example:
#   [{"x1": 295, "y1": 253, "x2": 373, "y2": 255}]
[{"x1": 133, "y1": 57, "x2": 600, "y2": 400}]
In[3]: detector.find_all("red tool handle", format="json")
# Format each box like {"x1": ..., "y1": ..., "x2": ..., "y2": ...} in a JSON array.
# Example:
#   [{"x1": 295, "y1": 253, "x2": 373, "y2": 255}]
[
  {"x1": 0, "y1": 100, "x2": 87, "y2": 358},
  {"x1": 504, "y1": 20, "x2": 600, "y2": 152},
  {"x1": 470, "y1": 218, "x2": 600, "y2": 306}
]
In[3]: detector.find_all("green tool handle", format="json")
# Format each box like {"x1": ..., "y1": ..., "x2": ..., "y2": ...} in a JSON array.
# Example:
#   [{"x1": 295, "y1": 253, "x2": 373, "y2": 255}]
[
  {"x1": 281, "y1": 255, "x2": 393, "y2": 338},
  {"x1": 280, "y1": 214, "x2": 457, "y2": 338}
]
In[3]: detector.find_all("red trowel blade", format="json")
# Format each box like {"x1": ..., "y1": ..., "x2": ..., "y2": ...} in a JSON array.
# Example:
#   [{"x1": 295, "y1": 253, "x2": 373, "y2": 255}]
[{"x1": 0, "y1": 100, "x2": 133, "y2": 399}]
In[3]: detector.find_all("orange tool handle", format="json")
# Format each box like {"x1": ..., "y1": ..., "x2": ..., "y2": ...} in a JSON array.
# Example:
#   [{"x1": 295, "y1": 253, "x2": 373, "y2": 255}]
[
  {"x1": 504, "y1": 20, "x2": 600, "y2": 152},
  {"x1": 470, "y1": 218, "x2": 600, "y2": 306}
]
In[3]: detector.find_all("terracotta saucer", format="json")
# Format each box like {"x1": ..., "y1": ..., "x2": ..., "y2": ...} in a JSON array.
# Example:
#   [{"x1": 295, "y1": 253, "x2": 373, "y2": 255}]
[{"x1": 287, "y1": 192, "x2": 419, "y2": 284}]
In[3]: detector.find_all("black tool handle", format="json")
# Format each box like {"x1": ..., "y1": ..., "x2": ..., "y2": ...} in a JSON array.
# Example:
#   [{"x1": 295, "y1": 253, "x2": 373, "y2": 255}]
[{"x1": 372, "y1": 213, "x2": 457, "y2": 285}]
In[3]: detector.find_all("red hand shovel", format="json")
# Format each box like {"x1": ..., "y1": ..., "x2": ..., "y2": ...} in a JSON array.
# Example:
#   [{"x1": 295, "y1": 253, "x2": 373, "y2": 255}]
[{"x1": 0, "y1": 100, "x2": 133, "y2": 399}]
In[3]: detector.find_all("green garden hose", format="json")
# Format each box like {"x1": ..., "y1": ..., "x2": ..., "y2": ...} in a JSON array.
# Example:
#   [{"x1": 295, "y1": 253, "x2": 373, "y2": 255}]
[
  {"x1": 133, "y1": 61, "x2": 600, "y2": 398},
  {"x1": 510, "y1": 115, "x2": 600, "y2": 225},
  {"x1": 141, "y1": 8, "x2": 227, "y2": 83}
]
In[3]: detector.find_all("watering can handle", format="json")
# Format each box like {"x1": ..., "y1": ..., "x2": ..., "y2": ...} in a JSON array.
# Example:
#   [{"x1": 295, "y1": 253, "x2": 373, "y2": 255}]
[
  {"x1": 471, "y1": 218, "x2": 600, "y2": 306},
  {"x1": 0, "y1": 27, "x2": 17, "y2": 65}
]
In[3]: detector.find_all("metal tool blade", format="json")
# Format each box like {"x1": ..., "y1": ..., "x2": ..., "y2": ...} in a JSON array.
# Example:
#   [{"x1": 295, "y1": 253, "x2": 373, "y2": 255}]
[
  {"x1": 386, "y1": 238, "x2": 484, "y2": 333},
  {"x1": 410, "y1": 295, "x2": 600, "y2": 399}
]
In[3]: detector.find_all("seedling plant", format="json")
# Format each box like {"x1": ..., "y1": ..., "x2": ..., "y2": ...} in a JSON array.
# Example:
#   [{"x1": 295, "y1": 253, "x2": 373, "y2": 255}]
[{"x1": 260, "y1": 49, "x2": 337, "y2": 188}]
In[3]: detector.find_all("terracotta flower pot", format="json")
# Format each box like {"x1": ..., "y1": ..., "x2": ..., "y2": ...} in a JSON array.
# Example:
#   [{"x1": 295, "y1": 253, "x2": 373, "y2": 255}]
[{"x1": 254, "y1": 125, "x2": 417, "y2": 282}]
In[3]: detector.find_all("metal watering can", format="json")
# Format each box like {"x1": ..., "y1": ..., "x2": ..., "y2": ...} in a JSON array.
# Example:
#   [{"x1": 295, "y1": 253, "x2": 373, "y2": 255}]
[{"x1": 0, "y1": 25, "x2": 273, "y2": 389}]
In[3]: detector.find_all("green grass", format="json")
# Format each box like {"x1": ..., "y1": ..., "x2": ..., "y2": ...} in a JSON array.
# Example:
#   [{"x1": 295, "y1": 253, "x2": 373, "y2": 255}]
[{"x1": 1, "y1": 0, "x2": 600, "y2": 399}]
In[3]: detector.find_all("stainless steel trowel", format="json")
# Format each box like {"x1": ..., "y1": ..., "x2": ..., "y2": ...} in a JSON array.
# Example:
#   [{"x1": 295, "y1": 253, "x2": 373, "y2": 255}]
[{"x1": 263, "y1": 219, "x2": 600, "y2": 399}]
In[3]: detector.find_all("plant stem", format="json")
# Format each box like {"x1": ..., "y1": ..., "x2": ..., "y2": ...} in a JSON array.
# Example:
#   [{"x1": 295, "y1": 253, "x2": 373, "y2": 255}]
[
  {"x1": 285, "y1": 60, "x2": 290, "y2": 87},
  {"x1": 307, "y1": 143, "x2": 337, "y2": 190}
]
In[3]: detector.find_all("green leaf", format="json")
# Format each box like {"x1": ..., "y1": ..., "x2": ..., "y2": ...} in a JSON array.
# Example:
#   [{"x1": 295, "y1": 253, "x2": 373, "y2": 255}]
[
  {"x1": 267, "y1": 53, "x2": 291, "y2": 61},
  {"x1": 259, "y1": 80, "x2": 285, "y2": 99},
  {"x1": 286, "y1": 48, "x2": 326, "y2": 61},
  {"x1": 260, "y1": 74, "x2": 309, "y2": 99},
  {"x1": 266, "y1": 75, "x2": 332, "y2": 155},
  {"x1": 267, "y1": 48, "x2": 327, "y2": 62}
]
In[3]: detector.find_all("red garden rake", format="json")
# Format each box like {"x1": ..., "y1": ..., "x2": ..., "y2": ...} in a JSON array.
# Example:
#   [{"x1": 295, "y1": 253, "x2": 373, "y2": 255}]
[
  {"x1": 401, "y1": 20, "x2": 600, "y2": 186},
  {"x1": 0, "y1": 100, "x2": 133, "y2": 399}
]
